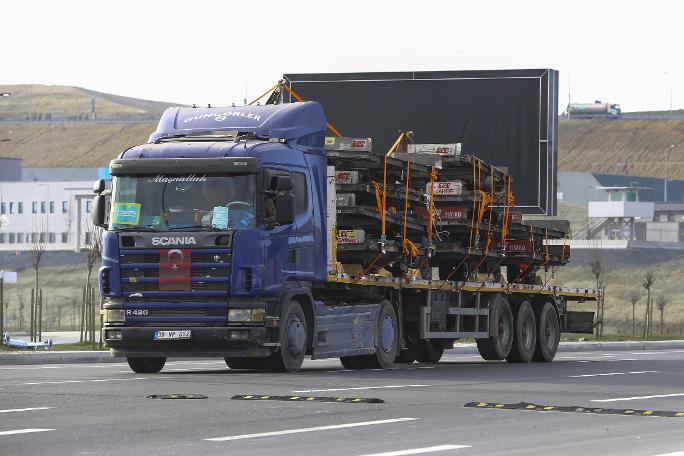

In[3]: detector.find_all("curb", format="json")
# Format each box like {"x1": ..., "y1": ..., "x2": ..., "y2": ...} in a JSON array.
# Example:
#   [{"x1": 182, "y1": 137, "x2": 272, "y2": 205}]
[
  {"x1": 2, "y1": 340, "x2": 684, "y2": 365},
  {"x1": 0, "y1": 351, "x2": 118, "y2": 365}
]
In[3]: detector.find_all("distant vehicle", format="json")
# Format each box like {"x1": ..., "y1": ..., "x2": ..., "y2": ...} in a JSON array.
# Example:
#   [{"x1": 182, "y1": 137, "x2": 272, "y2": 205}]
[
  {"x1": 2, "y1": 333, "x2": 53, "y2": 350},
  {"x1": 567, "y1": 101, "x2": 622, "y2": 119}
]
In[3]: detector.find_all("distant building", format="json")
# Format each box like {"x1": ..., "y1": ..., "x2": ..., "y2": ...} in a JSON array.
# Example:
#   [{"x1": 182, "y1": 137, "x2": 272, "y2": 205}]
[
  {"x1": 0, "y1": 179, "x2": 96, "y2": 251},
  {"x1": 587, "y1": 185, "x2": 654, "y2": 240},
  {"x1": 559, "y1": 172, "x2": 684, "y2": 205},
  {"x1": 634, "y1": 203, "x2": 684, "y2": 243}
]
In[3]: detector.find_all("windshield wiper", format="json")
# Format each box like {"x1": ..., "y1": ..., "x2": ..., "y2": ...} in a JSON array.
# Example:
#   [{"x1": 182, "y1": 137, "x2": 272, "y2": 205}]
[
  {"x1": 115, "y1": 225, "x2": 159, "y2": 232},
  {"x1": 166, "y1": 225, "x2": 223, "y2": 231}
]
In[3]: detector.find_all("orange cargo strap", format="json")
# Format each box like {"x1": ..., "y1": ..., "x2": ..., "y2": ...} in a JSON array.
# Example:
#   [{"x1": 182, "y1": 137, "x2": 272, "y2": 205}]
[
  {"x1": 401, "y1": 161, "x2": 411, "y2": 256},
  {"x1": 247, "y1": 81, "x2": 282, "y2": 106},
  {"x1": 247, "y1": 81, "x2": 344, "y2": 137},
  {"x1": 381, "y1": 132, "x2": 409, "y2": 247},
  {"x1": 468, "y1": 159, "x2": 477, "y2": 250},
  {"x1": 280, "y1": 84, "x2": 344, "y2": 137},
  {"x1": 537, "y1": 233, "x2": 568, "y2": 293},
  {"x1": 371, "y1": 181, "x2": 383, "y2": 215},
  {"x1": 427, "y1": 166, "x2": 437, "y2": 243},
  {"x1": 508, "y1": 225, "x2": 536, "y2": 288}
]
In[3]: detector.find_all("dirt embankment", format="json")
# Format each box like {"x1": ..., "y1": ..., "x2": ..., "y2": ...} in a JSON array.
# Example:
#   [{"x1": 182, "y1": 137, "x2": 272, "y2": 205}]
[{"x1": 559, "y1": 118, "x2": 684, "y2": 179}]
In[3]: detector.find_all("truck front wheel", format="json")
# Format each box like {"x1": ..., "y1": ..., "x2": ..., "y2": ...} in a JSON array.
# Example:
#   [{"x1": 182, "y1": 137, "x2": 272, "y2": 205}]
[
  {"x1": 126, "y1": 357, "x2": 166, "y2": 373},
  {"x1": 365, "y1": 300, "x2": 399, "y2": 369},
  {"x1": 268, "y1": 300, "x2": 307, "y2": 373}
]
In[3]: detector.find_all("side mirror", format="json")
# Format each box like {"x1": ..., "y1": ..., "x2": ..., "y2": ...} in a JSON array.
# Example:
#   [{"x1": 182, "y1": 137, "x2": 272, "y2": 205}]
[
  {"x1": 275, "y1": 193, "x2": 294, "y2": 226},
  {"x1": 93, "y1": 179, "x2": 105, "y2": 194},
  {"x1": 276, "y1": 176, "x2": 293, "y2": 192},
  {"x1": 92, "y1": 195, "x2": 107, "y2": 228}
]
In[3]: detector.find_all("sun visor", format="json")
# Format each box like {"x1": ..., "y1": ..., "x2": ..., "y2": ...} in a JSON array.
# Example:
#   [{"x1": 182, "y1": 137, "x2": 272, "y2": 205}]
[{"x1": 148, "y1": 102, "x2": 327, "y2": 143}]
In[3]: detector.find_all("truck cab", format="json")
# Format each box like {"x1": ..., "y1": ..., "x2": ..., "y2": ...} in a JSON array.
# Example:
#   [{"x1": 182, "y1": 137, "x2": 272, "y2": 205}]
[{"x1": 94, "y1": 102, "x2": 329, "y2": 372}]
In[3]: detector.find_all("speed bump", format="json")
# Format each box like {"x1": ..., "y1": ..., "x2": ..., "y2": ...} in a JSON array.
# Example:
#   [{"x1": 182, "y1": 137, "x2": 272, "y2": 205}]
[
  {"x1": 147, "y1": 394, "x2": 208, "y2": 399},
  {"x1": 465, "y1": 402, "x2": 684, "y2": 418},
  {"x1": 232, "y1": 394, "x2": 384, "y2": 404}
]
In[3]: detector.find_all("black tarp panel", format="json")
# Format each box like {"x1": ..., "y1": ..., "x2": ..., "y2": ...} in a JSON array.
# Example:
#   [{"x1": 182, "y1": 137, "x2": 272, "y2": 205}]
[{"x1": 283, "y1": 70, "x2": 558, "y2": 215}]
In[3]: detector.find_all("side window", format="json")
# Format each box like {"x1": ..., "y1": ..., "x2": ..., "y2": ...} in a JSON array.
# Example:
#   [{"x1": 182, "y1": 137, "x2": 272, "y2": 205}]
[{"x1": 292, "y1": 172, "x2": 307, "y2": 216}]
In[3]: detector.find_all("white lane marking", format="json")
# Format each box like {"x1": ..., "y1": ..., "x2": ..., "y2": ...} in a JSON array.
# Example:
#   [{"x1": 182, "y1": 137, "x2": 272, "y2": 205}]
[
  {"x1": 0, "y1": 428, "x2": 55, "y2": 436},
  {"x1": 0, "y1": 366, "x2": 63, "y2": 370},
  {"x1": 14, "y1": 377, "x2": 167, "y2": 387},
  {"x1": 631, "y1": 350, "x2": 684, "y2": 355},
  {"x1": 293, "y1": 384, "x2": 431, "y2": 393},
  {"x1": 569, "y1": 370, "x2": 659, "y2": 378},
  {"x1": 592, "y1": 393, "x2": 684, "y2": 403},
  {"x1": 0, "y1": 407, "x2": 53, "y2": 414},
  {"x1": 651, "y1": 451, "x2": 684, "y2": 456},
  {"x1": 356, "y1": 444, "x2": 472, "y2": 456},
  {"x1": 205, "y1": 417, "x2": 418, "y2": 442}
]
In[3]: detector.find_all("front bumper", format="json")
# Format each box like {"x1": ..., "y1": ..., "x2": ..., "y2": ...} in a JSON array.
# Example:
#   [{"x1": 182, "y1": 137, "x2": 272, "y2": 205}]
[{"x1": 105, "y1": 326, "x2": 276, "y2": 358}]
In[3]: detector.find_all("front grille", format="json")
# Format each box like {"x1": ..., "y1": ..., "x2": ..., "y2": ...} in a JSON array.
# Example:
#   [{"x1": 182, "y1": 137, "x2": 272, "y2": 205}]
[
  {"x1": 120, "y1": 248, "x2": 231, "y2": 327},
  {"x1": 120, "y1": 248, "x2": 231, "y2": 294}
]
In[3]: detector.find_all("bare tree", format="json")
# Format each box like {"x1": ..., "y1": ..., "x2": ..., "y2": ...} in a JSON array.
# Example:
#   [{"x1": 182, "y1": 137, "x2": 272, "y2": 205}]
[
  {"x1": 589, "y1": 251, "x2": 604, "y2": 339},
  {"x1": 628, "y1": 290, "x2": 641, "y2": 337},
  {"x1": 28, "y1": 228, "x2": 45, "y2": 341},
  {"x1": 656, "y1": 296, "x2": 668, "y2": 336},
  {"x1": 642, "y1": 272, "x2": 656, "y2": 339},
  {"x1": 84, "y1": 225, "x2": 102, "y2": 347}
]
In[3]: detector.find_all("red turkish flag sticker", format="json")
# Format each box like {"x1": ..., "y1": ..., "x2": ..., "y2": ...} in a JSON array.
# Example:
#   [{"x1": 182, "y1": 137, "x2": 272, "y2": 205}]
[{"x1": 159, "y1": 249, "x2": 192, "y2": 291}]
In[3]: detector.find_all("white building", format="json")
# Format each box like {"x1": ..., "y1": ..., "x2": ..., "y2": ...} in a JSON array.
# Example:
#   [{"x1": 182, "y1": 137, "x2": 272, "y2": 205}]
[{"x1": 0, "y1": 180, "x2": 96, "y2": 251}]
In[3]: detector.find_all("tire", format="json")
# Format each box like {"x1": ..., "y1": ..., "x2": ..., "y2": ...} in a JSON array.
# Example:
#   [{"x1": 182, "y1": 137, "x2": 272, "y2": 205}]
[
  {"x1": 225, "y1": 358, "x2": 267, "y2": 370},
  {"x1": 533, "y1": 302, "x2": 560, "y2": 362},
  {"x1": 340, "y1": 356, "x2": 367, "y2": 370},
  {"x1": 396, "y1": 330, "x2": 420, "y2": 364},
  {"x1": 416, "y1": 340, "x2": 444, "y2": 364},
  {"x1": 268, "y1": 300, "x2": 307, "y2": 373},
  {"x1": 396, "y1": 346, "x2": 418, "y2": 364},
  {"x1": 506, "y1": 301, "x2": 537, "y2": 363},
  {"x1": 476, "y1": 295, "x2": 514, "y2": 360},
  {"x1": 365, "y1": 300, "x2": 399, "y2": 369},
  {"x1": 126, "y1": 357, "x2": 166, "y2": 373}
]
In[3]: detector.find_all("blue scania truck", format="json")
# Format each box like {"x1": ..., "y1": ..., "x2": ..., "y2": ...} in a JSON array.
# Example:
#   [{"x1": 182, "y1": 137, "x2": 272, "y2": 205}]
[{"x1": 94, "y1": 101, "x2": 597, "y2": 373}]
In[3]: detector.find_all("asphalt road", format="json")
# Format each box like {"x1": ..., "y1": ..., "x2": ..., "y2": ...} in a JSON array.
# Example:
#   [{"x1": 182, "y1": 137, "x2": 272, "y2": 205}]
[{"x1": 1, "y1": 349, "x2": 684, "y2": 456}]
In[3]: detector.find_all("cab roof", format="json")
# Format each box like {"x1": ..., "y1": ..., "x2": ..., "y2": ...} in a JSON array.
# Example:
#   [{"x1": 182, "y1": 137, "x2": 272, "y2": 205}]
[{"x1": 148, "y1": 102, "x2": 326, "y2": 143}]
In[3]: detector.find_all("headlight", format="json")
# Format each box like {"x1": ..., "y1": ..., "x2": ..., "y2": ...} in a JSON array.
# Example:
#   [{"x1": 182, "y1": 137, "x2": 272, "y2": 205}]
[
  {"x1": 229, "y1": 308, "x2": 265, "y2": 323},
  {"x1": 104, "y1": 309, "x2": 125, "y2": 323},
  {"x1": 102, "y1": 297, "x2": 124, "y2": 309}
]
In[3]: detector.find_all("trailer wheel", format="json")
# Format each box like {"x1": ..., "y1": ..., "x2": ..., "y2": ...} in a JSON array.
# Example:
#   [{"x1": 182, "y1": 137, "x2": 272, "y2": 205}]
[
  {"x1": 268, "y1": 300, "x2": 307, "y2": 372},
  {"x1": 506, "y1": 301, "x2": 536, "y2": 363},
  {"x1": 365, "y1": 300, "x2": 399, "y2": 369},
  {"x1": 476, "y1": 295, "x2": 513, "y2": 360},
  {"x1": 533, "y1": 302, "x2": 560, "y2": 362},
  {"x1": 224, "y1": 358, "x2": 267, "y2": 370},
  {"x1": 416, "y1": 340, "x2": 444, "y2": 364},
  {"x1": 126, "y1": 357, "x2": 166, "y2": 373}
]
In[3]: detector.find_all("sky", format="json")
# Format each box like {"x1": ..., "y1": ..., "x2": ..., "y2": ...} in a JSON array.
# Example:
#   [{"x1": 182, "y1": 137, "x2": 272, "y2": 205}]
[{"x1": 0, "y1": 0, "x2": 681, "y2": 112}]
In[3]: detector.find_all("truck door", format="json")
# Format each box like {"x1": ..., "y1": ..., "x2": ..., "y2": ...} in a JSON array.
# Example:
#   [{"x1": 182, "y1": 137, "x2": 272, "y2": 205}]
[{"x1": 291, "y1": 169, "x2": 315, "y2": 279}]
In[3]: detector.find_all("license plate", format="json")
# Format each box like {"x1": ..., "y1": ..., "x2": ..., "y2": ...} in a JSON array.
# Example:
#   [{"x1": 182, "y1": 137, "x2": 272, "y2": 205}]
[{"x1": 154, "y1": 330, "x2": 191, "y2": 340}]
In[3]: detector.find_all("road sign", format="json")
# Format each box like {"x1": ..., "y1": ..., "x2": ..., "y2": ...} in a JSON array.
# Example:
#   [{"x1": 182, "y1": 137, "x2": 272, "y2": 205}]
[{"x1": 0, "y1": 271, "x2": 17, "y2": 284}]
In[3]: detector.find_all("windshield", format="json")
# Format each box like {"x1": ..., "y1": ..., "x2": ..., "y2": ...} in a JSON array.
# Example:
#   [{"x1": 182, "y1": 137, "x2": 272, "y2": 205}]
[{"x1": 110, "y1": 173, "x2": 256, "y2": 231}]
